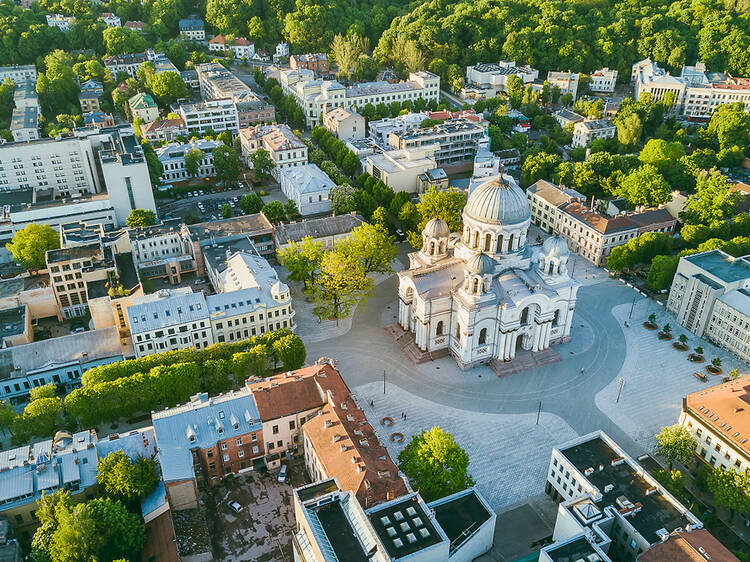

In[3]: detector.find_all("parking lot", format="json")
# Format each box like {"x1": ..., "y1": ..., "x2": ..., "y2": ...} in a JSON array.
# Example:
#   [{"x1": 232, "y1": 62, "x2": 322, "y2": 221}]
[{"x1": 208, "y1": 459, "x2": 309, "y2": 562}]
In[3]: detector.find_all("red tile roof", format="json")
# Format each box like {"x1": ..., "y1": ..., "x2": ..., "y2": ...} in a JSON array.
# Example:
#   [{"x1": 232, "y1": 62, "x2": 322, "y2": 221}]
[
  {"x1": 639, "y1": 529, "x2": 737, "y2": 562},
  {"x1": 209, "y1": 34, "x2": 226, "y2": 45},
  {"x1": 246, "y1": 364, "x2": 331, "y2": 421}
]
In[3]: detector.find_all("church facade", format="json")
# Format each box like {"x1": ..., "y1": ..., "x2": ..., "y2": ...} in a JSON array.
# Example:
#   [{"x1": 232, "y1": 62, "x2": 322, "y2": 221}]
[{"x1": 396, "y1": 173, "x2": 580, "y2": 370}]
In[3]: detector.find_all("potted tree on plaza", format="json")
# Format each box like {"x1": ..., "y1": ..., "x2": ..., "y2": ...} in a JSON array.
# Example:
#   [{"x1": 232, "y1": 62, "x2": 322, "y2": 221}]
[
  {"x1": 659, "y1": 323, "x2": 673, "y2": 340},
  {"x1": 644, "y1": 313, "x2": 658, "y2": 330},
  {"x1": 674, "y1": 334, "x2": 689, "y2": 351},
  {"x1": 707, "y1": 357, "x2": 722, "y2": 375},
  {"x1": 689, "y1": 346, "x2": 705, "y2": 363}
]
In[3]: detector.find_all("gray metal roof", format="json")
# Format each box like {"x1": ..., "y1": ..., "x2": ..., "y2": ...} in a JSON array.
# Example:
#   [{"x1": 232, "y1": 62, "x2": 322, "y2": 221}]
[
  {"x1": 278, "y1": 164, "x2": 335, "y2": 196},
  {"x1": 126, "y1": 289, "x2": 209, "y2": 335},
  {"x1": 10, "y1": 106, "x2": 38, "y2": 131},
  {"x1": 275, "y1": 214, "x2": 365, "y2": 246},
  {"x1": 685, "y1": 250, "x2": 750, "y2": 284}
]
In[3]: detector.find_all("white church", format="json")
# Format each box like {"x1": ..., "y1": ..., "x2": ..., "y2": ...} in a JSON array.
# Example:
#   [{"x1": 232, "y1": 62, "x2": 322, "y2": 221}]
[{"x1": 396, "y1": 173, "x2": 580, "y2": 370}]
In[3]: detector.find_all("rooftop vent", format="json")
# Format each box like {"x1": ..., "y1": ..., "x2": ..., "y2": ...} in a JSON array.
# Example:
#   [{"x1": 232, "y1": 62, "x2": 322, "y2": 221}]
[
  {"x1": 584, "y1": 467, "x2": 594, "y2": 476},
  {"x1": 604, "y1": 484, "x2": 614, "y2": 493}
]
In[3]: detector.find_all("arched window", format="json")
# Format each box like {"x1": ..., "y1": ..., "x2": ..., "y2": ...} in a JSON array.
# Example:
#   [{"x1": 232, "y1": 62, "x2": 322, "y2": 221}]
[
  {"x1": 436, "y1": 321, "x2": 444, "y2": 336},
  {"x1": 430, "y1": 241, "x2": 435, "y2": 255},
  {"x1": 521, "y1": 307, "x2": 530, "y2": 324},
  {"x1": 553, "y1": 310, "x2": 561, "y2": 326},
  {"x1": 484, "y1": 233, "x2": 492, "y2": 252},
  {"x1": 496, "y1": 234, "x2": 504, "y2": 252},
  {"x1": 472, "y1": 278, "x2": 479, "y2": 293},
  {"x1": 479, "y1": 328, "x2": 487, "y2": 345},
  {"x1": 508, "y1": 233, "x2": 515, "y2": 250},
  {"x1": 473, "y1": 230, "x2": 480, "y2": 249},
  {"x1": 464, "y1": 228, "x2": 470, "y2": 244}
]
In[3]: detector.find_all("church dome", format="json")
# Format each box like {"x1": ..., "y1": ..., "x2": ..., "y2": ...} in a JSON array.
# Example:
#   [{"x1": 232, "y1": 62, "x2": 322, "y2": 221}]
[
  {"x1": 423, "y1": 218, "x2": 450, "y2": 238},
  {"x1": 542, "y1": 236, "x2": 570, "y2": 258},
  {"x1": 465, "y1": 252, "x2": 495, "y2": 275},
  {"x1": 464, "y1": 175, "x2": 530, "y2": 226}
]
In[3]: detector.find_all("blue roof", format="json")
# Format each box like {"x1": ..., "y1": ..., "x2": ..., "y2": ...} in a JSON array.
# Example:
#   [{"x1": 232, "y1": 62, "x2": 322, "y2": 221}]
[
  {"x1": 141, "y1": 480, "x2": 168, "y2": 518},
  {"x1": 685, "y1": 250, "x2": 750, "y2": 284},
  {"x1": 96, "y1": 427, "x2": 158, "y2": 460},
  {"x1": 127, "y1": 289, "x2": 209, "y2": 335},
  {"x1": 152, "y1": 389, "x2": 262, "y2": 482},
  {"x1": 179, "y1": 18, "x2": 204, "y2": 30}
]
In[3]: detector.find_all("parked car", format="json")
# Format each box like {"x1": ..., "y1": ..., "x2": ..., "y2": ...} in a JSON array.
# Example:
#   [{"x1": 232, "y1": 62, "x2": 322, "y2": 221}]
[
  {"x1": 278, "y1": 464, "x2": 287, "y2": 483},
  {"x1": 227, "y1": 500, "x2": 243, "y2": 513}
]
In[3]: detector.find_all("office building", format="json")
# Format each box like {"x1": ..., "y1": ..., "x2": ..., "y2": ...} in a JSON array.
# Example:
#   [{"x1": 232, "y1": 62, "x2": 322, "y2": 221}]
[
  {"x1": 0, "y1": 65, "x2": 36, "y2": 85},
  {"x1": 368, "y1": 112, "x2": 426, "y2": 146},
  {"x1": 278, "y1": 164, "x2": 333, "y2": 216},
  {"x1": 545, "y1": 431, "x2": 703, "y2": 561},
  {"x1": 462, "y1": 61, "x2": 539, "y2": 99},
  {"x1": 195, "y1": 63, "x2": 274, "y2": 127},
  {"x1": 667, "y1": 250, "x2": 750, "y2": 363},
  {"x1": 590, "y1": 68, "x2": 618, "y2": 94},
  {"x1": 280, "y1": 70, "x2": 440, "y2": 127},
  {"x1": 387, "y1": 118, "x2": 488, "y2": 167},
  {"x1": 178, "y1": 17, "x2": 204, "y2": 40},
  {"x1": 9, "y1": 107, "x2": 38, "y2": 142},
  {"x1": 156, "y1": 139, "x2": 222, "y2": 183},
  {"x1": 126, "y1": 287, "x2": 213, "y2": 358},
  {"x1": 129, "y1": 218, "x2": 196, "y2": 284},
  {"x1": 322, "y1": 107, "x2": 366, "y2": 140},
  {"x1": 238, "y1": 123, "x2": 307, "y2": 178},
  {"x1": 572, "y1": 119, "x2": 616, "y2": 147},
  {"x1": 177, "y1": 98, "x2": 239, "y2": 137}
]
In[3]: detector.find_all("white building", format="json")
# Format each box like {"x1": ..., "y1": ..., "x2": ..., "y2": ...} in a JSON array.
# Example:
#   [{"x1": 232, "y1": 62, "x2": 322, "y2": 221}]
[
  {"x1": 156, "y1": 139, "x2": 222, "y2": 183},
  {"x1": 178, "y1": 17, "x2": 205, "y2": 40},
  {"x1": 368, "y1": 112, "x2": 427, "y2": 146},
  {"x1": 208, "y1": 35, "x2": 254, "y2": 59},
  {"x1": 103, "y1": 52, "x2": 148, "y2": 79},
  {"x1": 177, "y1": 98, "x2": 239, "y2": 137},
  {"x1": 100, "y1": 12, "x2": 121, "y2": 27},
  {"x1": 589, "y1": 68, "x2": 618, "y2": 94},
  {"x1": 462, "y1": 61, "x2": 539, "y2": 99},
  {"x1": 547, "y1": 71, "x2": 579, "y2": 99},
  {"x1": 275, "y1": 42, "x2": 289, "y2": 61},
  {"x1": 526, "y1": 180, "x2": 585, "y2": 235},
  {"x1": 667, "y1": 249, "x2": 750, "y2": 364},
  {"x1": 280, "y1": 70, "x2": 440, "y2": 127},
  {"x1": 195, "y1": 63, "x2": 275, "y2": 127},
  {"x1": 129, "y1": 219, "x2": 196, "y2": 284},
  {"x1": 127, "y1": 288, "x2": 213, "y2": 358},
  {"x1": 571, "y1": 118, "x2": 616, "y2": 147},
  {"x1": 0, "y1": 65, "x2": 36, "y2": 85},
  {"x1": 322, "y1": 107, "x2": 366, "y2": 140},
  {"x1": 238, "y1": 124, "x2": 307, "y2": 179},
  {"x1": 632, "y1": 58, "x2": 688, "y2": 111},
  {"x1": 553, "y1": 108, "x2": 584, "y2": 129},
  {"x1": 396, "y1": 173, "x2": 580, "y2": 370},
  {"x1": 46, "y1": 14, "x2": 75, "y2": 30},
  {"x1": 387, "y1": 118, "x2": 489, "y2": 167},
  {"x1": 545, "y1": 431, "x2": 703, "y2": 561},
  {"x1": 365, "y1": 147, "x2": 437, "y2": 194},
  {"x1": 278, "y1": 164, "x2": 333, "y2": 216},
  {"x1": 10, "y1": 106, "x2": 38, "y2": 142}
]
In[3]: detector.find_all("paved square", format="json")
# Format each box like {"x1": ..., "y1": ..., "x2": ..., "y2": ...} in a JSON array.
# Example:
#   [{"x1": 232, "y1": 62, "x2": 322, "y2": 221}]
[
  {"x1": 595, "y1": 298, "x2": 746, "y2": 452},
  {"x1": 352, "y1": 381, "x2": 578, "y2": 510}
]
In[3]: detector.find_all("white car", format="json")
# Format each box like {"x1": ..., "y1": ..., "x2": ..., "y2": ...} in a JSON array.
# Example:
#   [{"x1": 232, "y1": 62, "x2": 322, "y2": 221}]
[
  {"x1": 278, "y1": 464, "x2": 287, "y2": 483},
  {"x1": 227, "y1": 500, "x2": 243, "y2": 513}
]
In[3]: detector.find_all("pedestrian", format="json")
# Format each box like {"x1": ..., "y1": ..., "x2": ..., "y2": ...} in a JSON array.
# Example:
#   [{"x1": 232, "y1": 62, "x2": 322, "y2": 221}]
[
  {"x1": 580, "y1": 367, "x2": 585, "y2": 375},
  {"x1": 370, "y1": 399, "x2": 374, "y2": 407},
  {"x1": 404, "y1": 413, "x2": 407, "y2": 420}
]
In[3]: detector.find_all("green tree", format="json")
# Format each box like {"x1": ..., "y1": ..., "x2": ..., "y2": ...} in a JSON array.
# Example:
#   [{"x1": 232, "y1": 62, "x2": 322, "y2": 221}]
[
  {"x1": 0, "y1": 400, "x2": 16, "y2": 432},
  {"x1": 277, "y1": 236, "x2": 324, "y2": 288},
  {"x1": 29, "y1": 382, "x2": 57, "y2": 402},
  {"x1": 212, "y1": 145, "x2": 240, "y2": 186},
  {"x1": 329, "y1": 183, "x2": 358, "y2": 214},
  {"x1": 262, "y1": 200, "x2": 286, "y2": 224},
  {"x1": 184, "y1": 147, "x2": 204, "y2": 178},
  {"x1": 708, "y1": 468, "x2": 750, "y2": 519},
  {"x1": 97, "y1": 451, "x2": 159, "y2": 501},
  {"x1": 655, "y1": 425, "x2": 697, "y2": 470},
  {"x1": 147, "y1": 71, "x2": 188, "y2": 106},
  {"x1": 616, "y1": 165, "x2": 672, "y2": 207},
  {"x1": 707, "y1": 103, "x2": 750, "y2": 150},
  {"x1": 337, "y1": 223, "x2": 398, "y2": 274},
  {"x1": 397, "y1": 427, "x2": 474, "y2": 502},
  {"x1": 371, "y1": 206, "x2": 390, "y2": 230},
  {"x1": 126, "y1": 209, "x2": 157, "y2": 228},
  {"x1": 15, "y1": 397, "x2": 63, "y2": 442},
  {"x1": 616, "y1": 113, "x2": 643, "y2": 147},
  {"x1": 682, "y1": 170, "x2": 741, "y2": 226},
  {"x1": 398, "y1": 201, "x2": 419, "y2": 232},
  {"x1": 102, "y1": 26, "x2": 147, "y2": 54},
  {"x1": 221, "y1": 203, "x2": 232, "y2": 218},
  {"x1": 311, "y1": 251, "x2": 373, "y2": 324},
  {"x1": 250, "y1": 148, "x2": 275, "y2": 179},
  {"x1": 272, "y1": 334, "x2": 306, "y2": 370},
  {"x1": 407, "y1": 187, "x2": 466, "y2": 248},
  {"x1": 6, "y1": 223, "x2": 60, "y2": 271},
  {"x1": 240, "y1": 192, "x2": 263, "y2": 214},
  {"x1": 647, "y1": 255, "x2": 680, "y2": 291},
  {"x1": 87, "y1": 496, "x2": 146, "y2": 560},
  {"x1": 342, "y1": 151, "x2": 361, "y2": 176},
  {"x1": 639, "y1": 139, "x2": 686, "y2": 176},
  {"x1": 522, "y1": 151, "x2": 562, "y2": 186}
]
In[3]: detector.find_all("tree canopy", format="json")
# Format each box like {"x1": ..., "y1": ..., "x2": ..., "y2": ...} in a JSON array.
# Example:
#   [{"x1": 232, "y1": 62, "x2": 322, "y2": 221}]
[
  {"x1": 655, "y1": 425, "x2": 697, "y2": 470},
  {"x1": 97, "y1": 451, "x2": 160, "y2": 501},
  {"x1": 126, "y1": 209, "x2": 157, "y2": 228},
  {"x1": 6, "y1": 223, "x2": 60, "y2": 271}
]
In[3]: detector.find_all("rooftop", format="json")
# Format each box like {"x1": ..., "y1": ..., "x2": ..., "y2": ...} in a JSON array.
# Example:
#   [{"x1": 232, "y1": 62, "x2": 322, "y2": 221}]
[
  {"x1": 278, "y1": 163, "x2": 335, "y2": 195},
  {"x1": 558, "y1": 202, "x2": 673, "y2": 234},
  {"x1": 46, "y1": 242, "x2": 101, "y2": 264},
  {"x1": 577, "y1": 118, "x2": 615, "y2": 132},
  {"x1": 543, "y1": 535, "x2": 603, "y2": 562},
  {"x1": 185, "y1": 213, "x2": 273, "y2": 243},
  {"x1": 639, "y1": 528, "x2": 738, "y2": 562},
  {"x1": 13, "y1": 81, "x2": 37, "y2": 102},
  {"x1": 10, "y1": 106, "x2": 38, "y2": 131},
  {"x1": 554, "y1": 108, "x2": 585, "y2": 122},
  {"x1": 718, "y1": 287, "x2": 750, "y2": 312},
  {"x1": 394, "y1": 118, "x2": 486, "y2": 141},
  {"x1": 126, "y1": 288, "x2": 207, "y2": 334},
  {"x1": 560, "y1": 435, "x2": 695, "y2": 544},
  {"x1": 0, "y1": 305, "x2": 26, "y2": 345},
  {"x1": 274, "y1": 213, "x2": 364, "y2": 246},
  {"x1": 528, "y1": 179, "x2": 584, "y2": 207},
  {"x1": 430, "y1": 489, "x2": 494, "y2": 555},
  {"x1": 367, "y1": 494, "x2": 444, "y2": 558},
  {"x1": 472, "y1": 61, "x2": 537, "y2": 75},
  {"x1": 316, "y1": 501, "x2": 372, "y2": 561},
  {"x1": 247, "y1": 363, "x2": 331, "y2": 421},
  {"x1": 684, "y1": 250, "x2": 750, "y2": 284},
  {"x1": 129, "y1": 92, "x2": 156, "y2": 109}
]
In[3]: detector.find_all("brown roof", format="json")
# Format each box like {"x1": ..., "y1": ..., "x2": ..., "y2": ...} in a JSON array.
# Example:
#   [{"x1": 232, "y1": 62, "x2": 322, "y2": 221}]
[
  {"x1": 247, "y1": 364, "x2": 330, "y2": 421},
  {"x1": 559, "y1": 202, "x2": 674, "y2": 234},
  {"x1": 628, "y1": 208, "x2": 675, "y2": 228},
  {"x1": 684, "y1": 375, "x2": 750, "y2": 457},
  {"x1": 141, "y1": 118, "x2": 185, "y2": 133},
  {"x1": 639, "y1": 528, "x2": 738, "y2": 562}
]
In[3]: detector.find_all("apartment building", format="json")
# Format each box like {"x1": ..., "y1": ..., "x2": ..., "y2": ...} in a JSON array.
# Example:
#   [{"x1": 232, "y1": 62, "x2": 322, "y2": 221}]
[
  {"x1": 556, "y1": 202, "x2": 675, "y2": 266},
  {"x1": 46, "y1": 14, "x2": 75, "y2": 30},
  {"x1": 278, "y1": 164, "x2": 333, "y2": 215},
  {"x1": 280, "y1": 69, "x2": 440, "y2": 127},
  {"x1": 203, "y1": 250, "x2": 296, "y2": 339},
  {"x1": 78, "y1": 91, "x2": 101, "y2": 113},
  {"x1": 368, "y1": 112, "x2": 426, "y2": 146},
  {"x1": 238, "y1": 123, "x2": 307, "y2": 178},
  {"x1": 365, "y1": 146, "x2": 437, "y2": 193},
  {"x1": 0, "y1": 65, "x2": 36, "y2": 85},
  {"x1": 129, "y1": 218, "x2": 196, "y2": 284},
  {"x1": 178, "y1": 17, "x2": 205, "y2": 40},
  {"x1": 129, "y1": 92, "x2": 158, "y2": 123},
  {"x1": 572, "y1": 118, "x2": 616, "y2": 147},
  {"x1": 547, "y1": 71, "x2": 579, "y2": 99},
  {"x1": 82, "y1": 111, "x2": 115, "y2": 128},
  {"x1": 151, "y1": 389, "x2": 264, "y2": 508},
  {"x1": 292, "y1": 479, "x2": 496, "y2": 562},
  {"x1": 462, "y1": 61, "x2": 539, "y2": 99},
  {"x1": 274, "y1": 213, "x2": 365, "y2": 251},
  {"x1": 10, "y1": 106, "x2": 38, "y2": 142},
  {"x1": 666, "y1": 250, "x2": 750, "y2": 363},
  {"x1": 275, "y1": 42, "x2": 289, "y2": 60},
  {"x1": 290, "y1": 53, "x2": 329, "y2": 76},
  {"x1": 590, "y1": 68, "x2": 618, "y2": 94},
  {"x1": 104, "y1": 52, "x2": 148, "y2": 79},
  {"x1": 0, "y1": 326, "x2": 122, "y2": 402},
  {"x1": 526, "y1": 179, "x2": 585, "y2": 234},
  {"x1": 100, "y1": 12, "x2": 121, "y2": 26},
  {"x1": 300, "y1": 365, "x2": 407, "y2": 507},
  {"x1": 322, "y1": 107, "x2": 366, "y2": 140},
  {"x1": 208, "y1": 35, "x2": 254, "y2": 59},
  {"x1": 553, "y1": 108, "x2": 584, "y2": 129},
  {"x1": 195, "y1": 63, "x2": 274, "y2": 127},
  {"x1": 156, "y1": 139, "x2": 222, "y2": 183},
  {"x1": 140, "y1": 117, "x2": 187, "y2": 143},
  {"x1": 387, "y1": 118, "x2": 489, "y2": 167},
  {"x1": 177, "y1": 98, "x2": 239, "y2": 136},
  {"x1": 13, "y1": 81, "x2": 39, "y2": 111},
  {"x1": 124, "y1": 21, "x2": 144, "y2": 31},
  {"x1": 545, "y1": 431, "x2": 703, "y2": 561},
  {"x1": 126, "y1": 287, "x2": 213, "y2": 358}
]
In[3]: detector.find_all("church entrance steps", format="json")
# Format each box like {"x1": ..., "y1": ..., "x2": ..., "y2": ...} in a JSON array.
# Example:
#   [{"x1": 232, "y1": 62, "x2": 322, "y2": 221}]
[
  {"x1": 385, "y1": 323, "x2": 443, "y2": 364},
  {"x1": 490, "y1": 348, "x2": 561, "y2": 378}
]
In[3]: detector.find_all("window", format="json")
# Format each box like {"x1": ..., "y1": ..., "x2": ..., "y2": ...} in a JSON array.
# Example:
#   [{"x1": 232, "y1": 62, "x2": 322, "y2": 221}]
[
  {"x1": 267, "y1": 442, "x2": 274, "y2": 450},
  {"x1": 238, "y1": 450, "x2": 245, "y2": 458},
  {"x1": 223, "y1": 454, "x2": 230, "y2": 462},
  {"x1": 289, "y1": 420, "x2": 295, "y2": 430},
  {"x1": 207, "y1": 451, "x2": 214, "y2": 458},
  {"x1": 221, "y1": 443, "x2": 228, "y2": 450},
  {"x1": 478, "y1": 328, "x2": 487, "y2": 345},
  {"x1": 272, "y1": 425, "x2": 279, "y2": 434},
  {"x1": 436, "y1": 321, "x2": 443, "y2": 336},
  {"x1": 277, "y1": 440, "x2": 283, "y2": 447}
]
